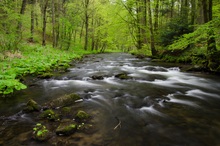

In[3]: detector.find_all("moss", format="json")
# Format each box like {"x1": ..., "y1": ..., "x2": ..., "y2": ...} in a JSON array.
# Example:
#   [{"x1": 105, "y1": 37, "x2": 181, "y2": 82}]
[
  {"x1": 39, "y1": 109, "x2": 60, "y2": 121},
  {"x1": 75, "y1": 110, "x2": 89, "y2": 121},
  {"x1": 38, "y1": 72, "x2": 54, "y2": 79},
  {"x1": 115, "y1": 73, "x2": 132, "y2": 80},
  {"x1": 33, "y1": 123, "x2": 50, "y2": 141},
  {"x1": 61, "y1": 107, "x2": 71, "y2": 113},
  {"x1": 23, "y1": 99, "x2": 41, "y2": 112},
  {"x1": 56, "y1": 123, "x2": 77, "y2": 136},
  {"x1": 48, "y1": 93, "x2": 81, "y2": 108}
]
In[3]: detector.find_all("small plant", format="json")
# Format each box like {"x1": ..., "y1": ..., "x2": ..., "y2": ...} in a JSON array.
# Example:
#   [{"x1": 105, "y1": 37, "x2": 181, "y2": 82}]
[{"x1": 33, "y1": 123, "x2": 49, "y2": 141}]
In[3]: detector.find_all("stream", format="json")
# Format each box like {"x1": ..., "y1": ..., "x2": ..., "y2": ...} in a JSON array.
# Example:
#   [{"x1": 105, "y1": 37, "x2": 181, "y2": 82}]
[{"x1": 1, "y1": 53, "x2": 220, "y2": 146}]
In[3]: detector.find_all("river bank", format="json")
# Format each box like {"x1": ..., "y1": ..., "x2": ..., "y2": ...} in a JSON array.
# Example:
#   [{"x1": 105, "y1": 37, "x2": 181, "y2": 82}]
[{"x1": 0, "y1": 44, "x2": 100, "y2": 96}]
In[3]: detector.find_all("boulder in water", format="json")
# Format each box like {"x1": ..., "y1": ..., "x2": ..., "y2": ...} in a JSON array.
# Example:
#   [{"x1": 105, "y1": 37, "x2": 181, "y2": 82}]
[
  {"x1": 33, "y1": 123, "x2": 50, "y2": 141},
  {"x1": 115, "y1": 73, "x2": 132, "y2": 80},
  {"x1": 48, "y1": 93, "x2": 81, "y2": 108},
  {"x1": 91, "y1": 75, "x2": 104, "y2": 80},
  {"x1": 39, "y1": 109, "x2": 60, "y2": 121},
  {"x1": 56, "y1": 119, "x2": 77, "y2": 136},
  {"x1": 75, "y1": 110, "x2": 90, "y2": 122},
  {"x1": 23, "y1": 99, "x2": 41, "y2": 112}
]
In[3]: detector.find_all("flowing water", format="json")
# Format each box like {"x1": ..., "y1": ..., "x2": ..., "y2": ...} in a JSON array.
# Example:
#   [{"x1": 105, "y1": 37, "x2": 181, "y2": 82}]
[{"x1": 1, "y1": 53, "x2": 220, "y2": 146}]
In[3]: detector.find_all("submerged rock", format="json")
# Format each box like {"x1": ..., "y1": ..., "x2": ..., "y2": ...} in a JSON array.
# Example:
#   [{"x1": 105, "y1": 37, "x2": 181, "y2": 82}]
[
  {"x1": 32, "y1": 123, "x2": 50, "y2": 141},
  {"x1": 23, "y1": 99, "x2": 41, "y2": 112},
  {"x1": 115, "y1": 73, "x2": 132, "y2": 80},
  {"x1": 91, "y1": 75, "x2": 104, "y2": 80},
  {"x1": 75, "y1": 110, "x2": 90, "y2": 122},
  {"x1": 56, "y1": 119, "x2": 77, "y2": 136},
  {"x1": 39, "y1": 109, "x2": 60, "y2": 121},
  {"x1": 48, "y1": 93, "x2": 81, "y2": 108}
]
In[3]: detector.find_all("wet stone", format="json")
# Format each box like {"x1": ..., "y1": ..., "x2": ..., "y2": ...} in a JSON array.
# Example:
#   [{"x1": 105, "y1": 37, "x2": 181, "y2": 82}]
[
  {"x1": 91, "y1": 75, "x2": 104, "y2": 80},
  {"x1": 115, "y1": 73, "x2": 132, "y2": 80},
  {"x1": 75, "y1": 110, "x2": 90, "y2": 122},
  {"x1": 47, "y1": 93, "x2": 81, "y2": 108},
  {"x1": 23, "y1": 99, "x2": 41, "y2": 113},
  {"x1": 39, "y1": 109, "x2": 60, "y2": 121},
  {"x1": 56, "y1": 119, "x2": 77, "y2": 136}
]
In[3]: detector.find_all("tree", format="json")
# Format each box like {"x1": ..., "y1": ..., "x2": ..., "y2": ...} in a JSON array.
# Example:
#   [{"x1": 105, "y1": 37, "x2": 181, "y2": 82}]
[
  {"x1": 83, "y1": 0, "x2": 90, "y2": 50},
  {"x1": 147, "y1": 0, "x2": 157, "y2": 56},
  {"x1": 42, "y1": 0, "x2": 49, "y2": 46},
  {"x1": 30, "y1": 0, "x2": 36, "y2": 42}
]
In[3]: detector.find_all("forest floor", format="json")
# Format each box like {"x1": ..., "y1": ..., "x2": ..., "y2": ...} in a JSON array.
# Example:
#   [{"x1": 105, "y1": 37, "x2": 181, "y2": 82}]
[{"x1": 0, "y1": 44, "x2": 102, "y2": 96}]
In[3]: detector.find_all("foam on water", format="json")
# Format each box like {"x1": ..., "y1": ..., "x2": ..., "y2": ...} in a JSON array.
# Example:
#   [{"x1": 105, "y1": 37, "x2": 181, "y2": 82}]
[
  {"x1": 186, "y1": 89, "x2": 220, "y2": 99},
  {"x1": 166, "y1": 93, "x2": 199, "y2": 107},
  {"x1": 139, "y1": 106, "x2": 166, "y2": 117},
  {"x1": 103, "y1": 77, "x2": 124, "y2": 86},
  {"x1": 43, "y1": 80, "x2": 101, "y2": 88}
]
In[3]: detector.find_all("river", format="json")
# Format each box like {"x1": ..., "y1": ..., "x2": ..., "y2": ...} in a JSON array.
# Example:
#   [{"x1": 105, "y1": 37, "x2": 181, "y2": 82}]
[{"x1": 0, "y1": 53, "x2": 220, "y2": 146}]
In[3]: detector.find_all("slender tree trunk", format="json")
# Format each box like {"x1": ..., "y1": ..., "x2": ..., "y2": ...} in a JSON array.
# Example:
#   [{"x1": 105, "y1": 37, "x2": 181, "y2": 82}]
[
  {"x1": 170, "y1": 0, "x2": 174, "y2": 18},
  {"x1": 190, "y1": 0, "x2": 196, "y2": 26},
  {"x1": 52, "y1": 0, "x2": 56, "y2": 48},
  {"x1": 17, "y1": 0, "x2": 27, "y2": 36},
  {"x1": 30, "y1": 0, "x2": 35, "y2": 42},
  {"x1": 84, "y1": 0, "x2": 89, "y2": 50},
  {"x1": 42, "y1": 0, "x2": 49, "y2": 46},
  {"x1": 80, "y1": 21, "x2": 84, "y2": 43},
  {"x1": 136, "y1": 0, "x2": 147, "y2": 49},
  {"x1": 147, "y1": 0, "x2": 157, "y2": 56},
  {"x1": 154, "y1": 0, "x2": 159, "y2": 31},
  {"x1": 205, "y1": 0, "x2": 216, "y2": 53},
  {"x1": 91, "y1": 15, "x2": 95, "y2": 51}
]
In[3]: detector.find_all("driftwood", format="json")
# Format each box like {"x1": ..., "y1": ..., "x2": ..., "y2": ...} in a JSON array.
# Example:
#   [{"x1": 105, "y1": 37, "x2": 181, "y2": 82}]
[{"x1": 114, "y1": 117, "x2": 121, "y2": 130}]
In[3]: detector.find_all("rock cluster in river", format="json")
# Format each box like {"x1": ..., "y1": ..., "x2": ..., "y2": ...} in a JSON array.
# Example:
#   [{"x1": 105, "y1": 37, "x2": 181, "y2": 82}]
[{"x1": 22, "y1": 93, "x2": 95, "y2": 144}]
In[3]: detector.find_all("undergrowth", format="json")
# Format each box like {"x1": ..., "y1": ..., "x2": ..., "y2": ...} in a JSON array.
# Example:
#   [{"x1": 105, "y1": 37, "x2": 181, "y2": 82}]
[{"x1": 0, "y1": 44, "x2": 95, "y2": 95}]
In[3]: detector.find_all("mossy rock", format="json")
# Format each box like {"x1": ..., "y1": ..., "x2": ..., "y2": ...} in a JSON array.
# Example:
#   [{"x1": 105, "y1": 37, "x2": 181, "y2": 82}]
[
  {"x1": 38, "y1": 72, "x2": 54, "y2": 79},
  {"x1": 61, "y1": 107, "x2": 72, "y2": 117},
  {"x1": 39, "y1": 109, "x2": 60, "y2": 121},
  {"x1": 115, "y1": 73, "x2": 132, "y2": 80},
  {"x1": 23, "y1": 99, "x2": 41, "y2": 112},
  {"x1": 56, "y1": 120, "x2": 77, "y2": 136},
  {"x1": 48, "y1": 93, "x2": 81, "y2": 108},
  {"x1": 33, "y1": 123, "x2": 50, "y2": 141},
  {"x1": 75, "y1": 110, "x2": 89, "y2": 121},
  {"x1": 61, "y1": 107, "x2": 72, "y2": 114}
]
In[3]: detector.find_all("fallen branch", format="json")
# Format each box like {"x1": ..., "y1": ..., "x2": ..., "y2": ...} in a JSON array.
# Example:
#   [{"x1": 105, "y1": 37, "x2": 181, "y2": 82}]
[{"x1": 114, "y1": 117, "x2": 121, "y2": 130}]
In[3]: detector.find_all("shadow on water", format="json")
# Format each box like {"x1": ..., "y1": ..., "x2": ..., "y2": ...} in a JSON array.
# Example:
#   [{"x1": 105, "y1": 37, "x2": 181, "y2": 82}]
[{"x1": 1, "y1": 53, "x2": 220, "y2": 146}]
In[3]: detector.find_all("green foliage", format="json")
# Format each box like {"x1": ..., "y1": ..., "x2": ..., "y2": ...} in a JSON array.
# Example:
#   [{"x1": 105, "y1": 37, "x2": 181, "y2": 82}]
[
  {"x1": 0, "y1": 44, "x2": 95, "y2": 95},
  {"x1": 168, "y1": 18, "x2": 220, "y2": 51},
  {"x1": 159, "y1": 17, "x2": 193, "y2": 47},
  {"x1": 129, "y1": 45, "x2": 152, "y2": 57}
]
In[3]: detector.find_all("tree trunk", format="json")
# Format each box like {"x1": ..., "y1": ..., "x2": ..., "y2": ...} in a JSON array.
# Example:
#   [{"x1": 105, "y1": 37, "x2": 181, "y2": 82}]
[
  {"x1": 170, "y1": 0, "x2": 174, "y2": 18},
  {"x1": 147, "y1": 0, "x2": 157, "y2": 56},
  {"x1": 52, "y1": 0, "x2": 57, "y2": 48},
  {"x1": 154, "y1": 0, "x2": 159, "y2": 31},
  {"x1": 205, "y1": 0, "x2": 216, "y2": 53},
  {"x1": 42, "y1": 0, "x2": 49, "y2": 46},
  {"x1": 17, "y1": 0, "x2": 27, "y2": 36},
  {"x1": 190, "y1": 0, "x2": 196, "y2": 26},
  {"x1": 136, "y1": 0, "x2": 147, "y2": 49},
  {"x1": 30, "y1": 0, "x2": 35, "y2": 42},
  {"x1": 84, "y1": 0, "x2": 89, "y2": 50}
]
